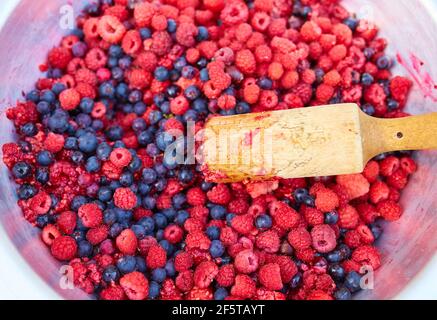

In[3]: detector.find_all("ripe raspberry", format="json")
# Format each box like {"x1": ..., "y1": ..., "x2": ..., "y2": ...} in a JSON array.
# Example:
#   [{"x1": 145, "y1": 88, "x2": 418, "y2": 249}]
[
  {"x1": 254, "y1": 0, "x2": 273, "y2": 12},
  {"x1": 379, "y1": 156, "x2": 400, "y2": 177},
  {"x1": 251, "y1": 12, "x2": 271, "y2": 32},
  {"x1": 44, "y1": 132, "x2": 65, "y2": 153},
  {"x1": 352, "y1": 245, "x2": 381, "y2": 270},
  {"x1": 243, "y1": 83, "x2": 261, "y2": 104},
  {"x1": 329, "y1": 44, "x2": 347, "y2": 62},
  {"x1": 235, "y1": 23, "x2": 253, "y2": 42},
  {"x1": 186, "y1": 287, "x2": 214, "y2": 300},
  {"x1": 146, "y1": 245, "x2": 167, "y2": 269},
  {"x1": 175, "y1": 270, "x2": 194, "y2": 292},
  {"x1": 377, "y1": 200, "x2": 402, "y2": 221},
  {"x1": 235, "y1": 49, "x2": 256, "y2": 74},
  {"x1": 87, "y1": 225, "x2": 109, "y2": 245},
  {"x1": 292, "y1": 83, "x2": 313, "y2": 104},
  {"x1": 356, "y1": 225, "x2": 375, "y2": 245},
  {"x1": 316, "y1": 84, "x2": 335, "y2": 102},
  {"x1": 256, "y1": 230, "x2": 280, "y2": 253},
  {"x1": 85, "y1": 48, "x2": 108, "y2": 71},
  {"x1": 78, "y1": 203, "x2": 103, "y2": 228},
  {"x1": 386, "y1": 169, "x2": 408, "y2": 190},
  {"x1": 275, "y1": 255, "x2": 298, "y2": 283},
  {"x1": 122, "y1": 30, "x2": 142, "y2": 55},
  {"x1": 98, "y1": 15, "x2": 126, "y2": 44},
  {"x1": 271, "y1": 36, "x2": 296, "y2": 54},
  {"x1": 369, "y1": 180, "x2": 390, "y2": 204},
  {"x1": 356, "y1": 203, "x2": 380, "y2": 224},
  {"x1": 332, "y1": 23, "x2": 353, "y2": 45},
  {"x1": 116, "y1": 229, "x2": 138, "y2": 255},
  {"x1": 390, "y1": 76, "x2": 412, "y2": 105},
  {"x1": 230, "y1": 274, "x2": 256, "y2": 299},
  {"x1": 100, "y1": 285, "x2": 126, "y2": 300},
  {"x1": 59, "y1": 88, "x2": 81, "y2": 110},
  {"x1": 315, "y1": 188, "x2": 339, "y2": 212},
  {"x1": 216, "y1": 264, "x2": 235, "y2": 287},
  {"x1": 114, "y1": 187, "x2": 137, "y2": 210},
  {"x1": 176, "y1": 22, "x2": 198, "y2": 47},
  {"x1": 300, "y1": 21, "x2": 322, "y2": 42},
  {"x1": 185, "y1": 230, "x2": 211, "y2": 250},
  {"x1": 164, "y1": 224, "x2": 184, "y2": 244},
  {"x1": 270, "y1": 201, "x2": 300, "y2": 230},
  {"x1": 259, "y1": 90, "x2": 278, "y2": 109},
  {"x1": 219, "y1": 226, "x2": 238, "y2": 246},
  {"x1": 193, "y1": 261, "x2": 219, "y2": 289},
  {"x1": 170, "y1": 96, "x2": 190, "y2": 115},
  {"x1": 120, "y1": 271, "x2": 149, "y2": 300},
  {"x1": 220, "y1": 1, "x2": 249, "y2": 26},
  {"x1": 57, "y1": 211, "x2": 77, "y2": 235},
  {"x1": 207, "y1": 184, "x2": 231, "y2": 205},
  {"x1": 128, "y1": 69, "x2": 152, "y2": 90},
  {"x1": 338, "y1": 204, "x2": 360, "y2": 229},
  {"x1": 104, "y1": 4, "x2": 129, "y2": 21},
  {"x1": 363, "y1": 160, "x2": 380, "y2": 183},
  {"x1": 48, "y1": 47, "x2": 72, "y2": 69},
  {"x1": 311, "y1": 224, "x2": 337, "y2": 253},
  {"x1": 51, "y1": 236, "x2": 77, "y2": 261},
  {"x1": 151, "y1": 31, "x2": 172, "y2": 56},
  {"x1": 217, "y1": 94, "x2": 237, "y2": 110},
  {"x1": 151, "y1": 14, "x2": 167, "y2": 31},
  {"x1": 234, "y1": 249, "x2": 259, "y2": 274},
  {"x1": 134, "y1": 2, "x2": 156, "y2": 27},
  {"x1": 231, "y1": 214, "x2": 254, "y2": 235},
  {"x1": 174, "y1": 251, "x2": 194, "y2": 272},
  {"x1": 287, "y1": 227, "x2": 312, "y2": 251},
  {"x1": 259, "y1": 263, "x2": 283, "y2": 291},
  {"x1": 336, "y1": 174, "x2": 370, "y2": 199},
  {"x1": 400, "y1": 157, "x2": 417, "y2": 174}
]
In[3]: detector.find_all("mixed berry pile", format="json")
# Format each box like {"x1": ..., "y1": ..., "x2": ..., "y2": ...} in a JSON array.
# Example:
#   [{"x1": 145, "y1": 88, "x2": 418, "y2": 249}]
[{"x1": 2, "y1": 0, "x2": 416, "y2": 300}]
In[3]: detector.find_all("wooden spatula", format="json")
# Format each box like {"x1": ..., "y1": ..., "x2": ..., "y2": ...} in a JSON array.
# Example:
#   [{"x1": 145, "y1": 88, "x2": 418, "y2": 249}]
[{"x1": 201, "y1": 103, "x2": 437, "y2": 183}]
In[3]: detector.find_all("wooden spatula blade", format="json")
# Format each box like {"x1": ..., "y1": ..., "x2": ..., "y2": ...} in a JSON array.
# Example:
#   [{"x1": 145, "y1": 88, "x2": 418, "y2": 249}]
[{"x1": 202, "y1": 103, "x2": 365, "y2": 183}]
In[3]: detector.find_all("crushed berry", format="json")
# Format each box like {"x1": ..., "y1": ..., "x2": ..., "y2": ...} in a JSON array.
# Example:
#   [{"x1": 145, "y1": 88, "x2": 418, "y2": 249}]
[{"x1": 2, "y1": 0, "x2": 417, "y2": 301}]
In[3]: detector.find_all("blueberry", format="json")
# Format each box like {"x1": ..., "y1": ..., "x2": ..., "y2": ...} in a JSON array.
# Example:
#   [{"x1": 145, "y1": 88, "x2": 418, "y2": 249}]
[
  {"x1": 148, "y1": 281, "x2": 161, "y2": 299},
  {"x1": 236, "y1": 102, "x2": 251, "y2": 114},
  {"x1": 154, "y1": 66, "x2": 170, "y2": 82},
  {"x1": 200, "y1": 181, "x2": 213, "y2": 192},
  {"x1": 151, "y1": 268, "x2": 166, "y2": 283},
  {"x1": 167, "y1": 19, "x2": 177, "y2": 33},
  {"x1": 324, "y1": 211, "x2": 339, "y2": 225},
  {"x1": 206, "y1": 226, "x2": 220, "y2": 240},
  {"x1": 40, "y1": 90, "x2": 56, "y2": 103},
  {"x1": 17, "y1": 184, "x2": 37, "y2": 200},
  {"x1": 36, "y1": 101, "x2": 51, "y2": 115},
  {"x1": 370, "y1": 223, "x2": 383, "y2": 240},
  {"x1": 12, "y1": 161, "x2": 32, "y2": 179},
  {"x1": 293, "y1": 188, "x2": 309, "y2": 203},
  {"x1": 210, "y1": 205, "x2": 226, "y2": 219},
  {"x1": 362, "y1": 103, "x2": 375, "y2": 116},
  {"x1": 210, "y1": 240, "x2": 225, "y2": 258},
  {"x1": 37, "y1": 150, "x2": 55, "y2": 166},
  {"x1": 103, "y1": 209, "x2": 117, "y2": 225},
  {"x1": 154, "y1": 213, "x2": 168, "y2": 229},
  {"x1": 184, "y1": 85, "x2": 201, "y2": 101},
  {"x1": 26, "y1": 89, "x2": 40, "y2": 102},
  {"x1": 290, "y1": 272, "x2": 302, "y2": 289},
  {"x1": 48, "y1": 110, "x2": 69, "y2": 133},
  {"x1": 302, "y1": 195, "x2": 315, "y2": 207},
  {"x1": 128, "y1": 89, "x2": 142, "y2": 103},
  {"x1": 178, "y1": 168, "x2": 193, "y2": 183},
  {"x1": 96, "y1": 142, "x2": 112, "y2": 160},
  {"x1": 214, "y1": 287, "x2": 228, "y2": 300},
  {"x1": 255, "y1": 214, "x2": 272, "y2": 229},
  {"x1": 181, "y1": 66, "x2": 196, "y2": 79},
  {"x1": 71, "y1": 195, "x2": 87, "y2": 211},
  {"x1": 78, "y1": 132, "x2": 98, "y2": 153},
  {"x1": 387, "y1": 99, "x2": 399, "y2": 110},
  {"x1": 71, "y1": 151, "x2": 84, "y2": 164},
  {"x1": 338, "y1": 244, "x2": 351, "y2": 259},
  {"x1": 334, "y1": 287, "x2": 352, "y2": 300},
  {"x1": 149, "y1": 110, "x2": 163, "y2": 125},
  {"x1": 142, "y1": 168, "x2": 158, "y2": 184},
  {"x1": 102, "y1": 265, "x2": 120, "y2": 283},
  {"x1": 97, "y1": 186, "x2": 113, "y2": 203},
  {"x1": 117, "y1": 255, "x2": 137, "y2": 274},
  {"x1": 139, "y1": 217, "x2": 155, "y2": 234},
  {"x1": 116, "y1": 209, "x2": 133, "y2": 223},
  {"x1": 109, "y1": 223, "x2": 124, "y2": 238},
  {"x1": 196, "y1": 26, "x2": 209, "y2": 41},
  {"x1": 345, "y1": 271, "x2": 362, "y2": 293},
  {"x1": 376, "y1": 55, "x2": 392, "y2": 70},
  {"x1": 165, "y1": 260, "x2": 176, "y2": 277},
  {"x1": 175, "y1": 210, "x2": 189, "y2": 225},
  {"x1": 172, "y1": 193, "x2": 186, "y2": 209},
  {"x1": 21, "y1": 123, "x2": 38, "y2": 137},
  {"x1": 77, "y1": 240, "x2": 93, "y2": 258},
  {"x1": 226, "y1": 213, "x2": 235, "y2": 226},
  {"x1": 64, "y1": 137, "x2": 78, "y2": 150},
  {"x1": 361, "y1": 73, "x2": 374, "y2": 86},
  {"x1": 142, "y1": 196, "x2": 156, "y2": 210},
  {"x1": 35, "y1": 167, "x2": 49, "y2": 184},
  {"x1": 136, "y1": 257, "x2": 147, "y2": 272},
  {"x1": 258, "y1": 77, "x2": 273, "y2": 89},
  {"x1": 199, "y1": 68, "x2": 209, "y2": 82},
  {"x1": 343, "y1": 17, "x2": 359, "y2": 30},
  {"x1": 326, "y1": 250, "x2": 342, "y2": 263},
  {"x1": 328, "y1": 263, "x2": 345, "y2": 281},
  {"x1": 139, "y1": 27, "x2": 152, "y2": 39},
  {"x1": 85, "y1": 156, "x2": 101, "y2": 173},
  {"x1": 36, "y1": 214, "x2": 50, "y2": 228},
  {"x1": 156, "y1": 131, "x2": 174, "y2": 151},
  {"x1": 99, "y1": 81, "x2": 115, "y2": 99},
  {"x1": 363, "y1": 47, "x2": 375, "y2": 60}
]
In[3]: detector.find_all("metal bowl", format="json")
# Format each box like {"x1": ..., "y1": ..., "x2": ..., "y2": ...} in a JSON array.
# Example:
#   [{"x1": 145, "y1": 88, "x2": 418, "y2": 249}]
[{"x1": 0, "y1": 0, "x2": 436, "y2": 299}]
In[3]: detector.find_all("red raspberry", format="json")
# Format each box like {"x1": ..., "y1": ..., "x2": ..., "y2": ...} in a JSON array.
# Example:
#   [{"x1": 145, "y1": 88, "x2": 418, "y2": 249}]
[
  {"x1": 256, "y1": 230, "x2": 280, "y2": 253},
  {"x1": 296, "y1": 247, "x2": 316, "y2": 264},
  {"x1": 271, "y1": 36, "x2": 296, "y2": 54},
  {"x1": 363, "y1": 160, "x2": 380, "y2": 183},
  {"x1": 338, "y1": 204, "x2": 360, "y2": 229},
  {"x1": 390, "y1": 76, "x2": 412, "y2": 105},
  {"x1": 352, "y1": 245, "x2": 381, "y2": 270},
  {"x1": 219, "y1": 226, "x2": 238, "y2": 246},
  {"x1": 57, "y1": 211, "x2": 77, "y2": 235},
  {"x1": 364, "y1": 83, "x2": 387, "y2": 108},
  {"x1": 230, "y1": 214, "x2": 254, "y2": 235},
  {"x1": 328, "y1": 44, "x2": 347, "y2": 62},
  {"x1": 174, "y1": 251, "x2": 194, "y2": 272},
  {"x1": 300, "y1": 21, "x2": 322, "y2": 42},
  {"x1": 234, "y1": 249, "x2": 259, "y2": 274},
  {"x1": 231, "y1": 274, "x2": 256, "y2": 299},
  {"x1": 128, "y1": 69, "x2": 152, "y2": 90},
  {"x1": 185, "y1": 230, "x2": 211, "y2": 250},
  {"x1": 235, "y1": 49, "x2": 256, "y2": 74},
  {"x1": 151, "y1": 31, "x2": 172, "y2": 56},
  {"x1": 287, "y1": 227, "x2": 312, "y2": 250},
  {"x1": 301, "y1": 68, "x2": 316, "y2": 85},
  {"x1": 51, "y1": 236, "x2": 77, "y2": 261},
  {"x1": 254, "y1": 0, "x2": 273, "y2": 12},
  {"x1": 170, "y1": 95, "x2": 190, "y2": 115},
  {"x1": 400, "y1": 157, "x2": 417, "y2": 174},
  {"x1": 104, "y1": 4, "x2": 129, "y2": 21},
  {"x1": 116, "y1": 229, "x2": 138, "y2": 255},
  {"x1": 217, "y1": 94, "x2": 237, "y2": 110},
  {"x1": 114, "y1": 187, "x2": 137, "y2": 210},
  {"x1": 259, "y1": 263, "x2": 283, "y2": 291},
  {"x1": 146, "y1": 245, "x2": 167, "y2": 269},
  {"x1": 333, "y1": 23, "x2": 353, "y2": 45},
  {"x1": 315, "y1": 188, "x2": 339, "y2": 212},
  {"x1": 41, "y1": 224, "x2": 61, "y2": 246},
  {"x1": 369, "y1": 180, "x2": 390, "y2": 204},
  {"x1": 134, "y1": 51, "x2": 158, "y2": 72},
  {"x1": 316, "y1": 84, "x2": 335, "y2": 102},
  {"x1": 379, "y1": 156, "x2": 400, "y2": 177},
  {"x1": 87, "y1": 225, "x2": 109, "y2": 245},
  {"x1": 183, "y1": 187, "x2": 205, "y2": 206},
  {"x1": 311, "y1": 224, "x2": 337, "y2": 253},
  {"x1": 243, "y1": 83, "x2": 261, "y2": 104},
  {"x1": 356, "y1": 225, "x2": 375, "y2": 245},
  {"x1": 122, "y1": 30, "x2": 142, "y2": 55},
  {"x1": 307, "y1": 290, "x2": 333, "y2": 300},
  {"x1": 100, "y1": 285, "x2": 126, "y2": 300},
  {"x1": 270, "y1": 201, "x2": 300, "y2": 230},
  {"x1": 377, "y1": 200, "x2": 402, "y2": 221},
  {"x1": 386, "y1": 169, "x2": 408, "y2": 189},
  {"x1": 220, "y1": 1, "x2": 249, "y2": 26},
  {"x1": 175, "y1": 270, "x2": 194, "y2": 292},
  {"x1": 48, "y1": 47, "x2": 72, "y2": 69},
  {"x1": 120, "y1": 271, "x2": 149, "y2": 300},
  {"x1": 336, "y1": 174, "x2": 370, "y2": 199},
  {"x1": 193, "y1": 261, "x2": 219, "y2": 289},
  {"x1": 98, "y1": 15, "x2": 126, "y2": 44},
  {"x1": 275, "y1": 255, "x2": 298, "y2": 283},
  {"x1": 44, "y1": 132, "x2": 65, "y2": 153},
  {"x1": 251, "y1": 11, "x2": 270, "y2": 32},
  {"x1": 160, "y1": 279, "x2": 183, "y2": 300},
  {"x1": 85, "y1": 48, "x2": 108, "y2": 71},
  {"x1": 186, "y1": 287, "x2": 214, "y2": 300},
  {"x1": 216, "y1": 264, "x2": 235, "y2": 287},
  {"x1": 207, "y1": 184, "x2": 231, "y2": 205},
  {"x1": 151, "y1": 14, "x2": 167, "y2": 31},
  {"x1": 134, "y1": 2, "x2": 156, "y2": 27},
  {"x1": 163, "y1": 224, "x2": 184, "y2": 244},
  {"x1": 344, "y1": 229, "x2": 362, "y2": 248},
  {"x1": 259, "y1": 90, "x2": 278, "y2": 109},
  {"x1": 292, "y1": 83, "x2": 313, "y2": 104},
  {"x1": 59, "y1": 88, "x2": 81, "y2": 110},
  {"x1": 110, "y1": 148, "x2": 132, "y2": 168},
  {"x1": 356, "y1": 203, "x2": 380, "y2": 224},
  {"x1": 78, "y1": 203, "x2": 103, "y2": 228},
  {"x1": 176, "y1": 22, "x2": 198, "y2": 47}
]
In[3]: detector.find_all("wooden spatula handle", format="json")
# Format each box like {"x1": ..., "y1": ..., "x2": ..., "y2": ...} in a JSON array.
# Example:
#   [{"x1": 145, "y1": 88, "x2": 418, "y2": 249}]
[{"x1": 360, "y1": 111, "x2": 437, "y2": 161}]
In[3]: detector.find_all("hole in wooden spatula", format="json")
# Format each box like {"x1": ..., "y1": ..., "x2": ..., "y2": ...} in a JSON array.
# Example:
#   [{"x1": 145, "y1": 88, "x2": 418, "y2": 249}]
[{"x1": 396, "y1": 132, "x2": 404, "y2": 139}]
